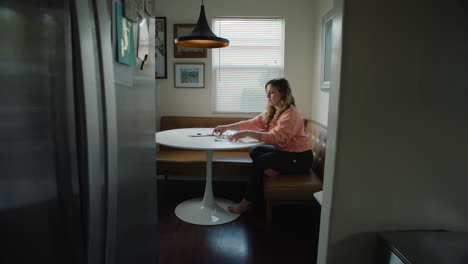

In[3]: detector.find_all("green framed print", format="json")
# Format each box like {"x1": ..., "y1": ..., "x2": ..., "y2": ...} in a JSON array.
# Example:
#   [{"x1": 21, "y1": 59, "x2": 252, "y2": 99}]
[{"x1": 116, "y1": 1, "x2": 136, "y2": 67}]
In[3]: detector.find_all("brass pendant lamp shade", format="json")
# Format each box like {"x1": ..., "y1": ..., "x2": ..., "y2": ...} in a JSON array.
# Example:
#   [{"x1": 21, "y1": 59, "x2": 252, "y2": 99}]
[{"x1": 174, "y1": 3, "x2": 229, "y2": 49}]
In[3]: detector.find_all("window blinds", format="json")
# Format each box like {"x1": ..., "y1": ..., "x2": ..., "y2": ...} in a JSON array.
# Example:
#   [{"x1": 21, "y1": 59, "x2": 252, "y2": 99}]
[{"x1": 212, "y1": 18, "x2": 285, "y2": 113}]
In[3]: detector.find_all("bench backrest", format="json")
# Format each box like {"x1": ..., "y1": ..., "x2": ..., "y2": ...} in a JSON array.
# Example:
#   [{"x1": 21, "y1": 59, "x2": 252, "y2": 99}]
[
  {"x1": 160, "y1": 116, "x2": 248, "y2": 131},
  {"x1": 304, "y1": 120, "x2": 327, "y2": 180}
]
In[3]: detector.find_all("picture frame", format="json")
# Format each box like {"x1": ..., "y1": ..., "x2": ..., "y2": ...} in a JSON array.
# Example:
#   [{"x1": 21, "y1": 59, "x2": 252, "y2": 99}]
[
  {"x1": 137, "y1": 14, "x2": 149, "y2": 62},
  {"x1": 155, "y1": 17, "x2": 167, "y2": 78},
  {"x1": 320, "y1": 9, "x2": 334, "y2": 90},
  {"x1": 123, "y1": 0, "x2": 138, "y2": 22},
  {"x1": 173, "y1": 24, "x2": 207, "y2": 58},
  {"x1": 174, "y1": 63, "x2": 205, "y2": 88},
  {"x1": 116, "y1": 1, "x2": 136, "y2": 66}
]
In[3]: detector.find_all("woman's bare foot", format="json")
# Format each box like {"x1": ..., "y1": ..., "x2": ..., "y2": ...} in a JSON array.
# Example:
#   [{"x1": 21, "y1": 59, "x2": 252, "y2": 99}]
[
  {"x1": 228, "y1": 199, "x2": 252, "y2": 214},
  {"x1": 264, "y1": 168, "x2": 279, "y2": 177}
]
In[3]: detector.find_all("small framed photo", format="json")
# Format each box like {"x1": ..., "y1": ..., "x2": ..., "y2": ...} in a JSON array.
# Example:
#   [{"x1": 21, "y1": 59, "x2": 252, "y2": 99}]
[
  {"x1": 320, "y1": 9, "x2": 334, "y2": 90},
  {"x1": 123, "y1": 0, "x2": 138, "y2": 22},
  {"x1": 174, "y1": 63, "x2": 205, "y2": 88},
  {"x1": 155, "y1": 17, "x2": 167, "y2": 78},
  {"x1": 173, "y1": 24, "x2": 207, "y2": 58},
  {"x1": 137, "y1": 14, "x2": 149, "y2": 62}
]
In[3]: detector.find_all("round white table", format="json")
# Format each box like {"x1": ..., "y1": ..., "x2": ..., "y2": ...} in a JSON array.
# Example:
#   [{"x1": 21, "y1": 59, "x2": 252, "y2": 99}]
[{"x1": 155, "y1": 128, "x2": 262, "y2": 225}]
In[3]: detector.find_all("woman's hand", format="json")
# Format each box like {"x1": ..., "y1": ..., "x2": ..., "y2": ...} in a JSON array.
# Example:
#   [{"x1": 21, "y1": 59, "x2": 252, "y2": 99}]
[
  {"x1": 229, "y1": 131, "x2": 261, "y2": 142},
  {"x1": 213, "y1": 125, "x2": 229, "y2": 136}
]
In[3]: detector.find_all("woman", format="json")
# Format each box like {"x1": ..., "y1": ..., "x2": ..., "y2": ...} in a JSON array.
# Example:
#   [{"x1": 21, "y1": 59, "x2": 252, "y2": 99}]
[{"x1": 213, "y1": 78, "x2": 313, "y2": 214}]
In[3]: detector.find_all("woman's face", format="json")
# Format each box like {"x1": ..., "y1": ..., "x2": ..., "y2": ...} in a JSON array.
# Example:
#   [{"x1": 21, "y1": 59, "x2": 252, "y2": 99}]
[{"x1": 266, "y1": 84, "x2": 283, "y2": 108}]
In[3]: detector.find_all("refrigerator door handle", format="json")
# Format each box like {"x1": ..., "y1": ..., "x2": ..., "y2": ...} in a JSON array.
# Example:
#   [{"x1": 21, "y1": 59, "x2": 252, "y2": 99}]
[
  {"x1": 71, "y1": 1, "x2": 109, "y2": 263},
  {"x1": 92, "y1": 0, "x2": 119, "y2": 263}
]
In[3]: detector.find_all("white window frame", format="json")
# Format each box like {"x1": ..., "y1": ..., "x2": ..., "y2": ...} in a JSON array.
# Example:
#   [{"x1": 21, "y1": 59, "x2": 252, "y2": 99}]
[
  {"x1": 320, "y1": 10, "x2": 334, "y2": 90},
  {"x1": 211, "y1": 17, "x2": 285, "y2": 114}
]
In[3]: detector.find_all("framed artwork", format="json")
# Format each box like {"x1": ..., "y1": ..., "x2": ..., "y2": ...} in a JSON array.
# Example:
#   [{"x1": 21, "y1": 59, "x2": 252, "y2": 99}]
[
  {"x1": 173, "y1": 24, "x2": 207, "y2": 58},
  {"x1": 137, "y1": 14, "x2": 149, "y2": 62},
  {"x1": 116, "y1": 1, "x2": 136, "y2": 66},
  {"x1": 174, "y1": 63, "x2": 205, "y2": 88},
  {"x1": 320, "y1": 9, "x2": 334, "y2": 90},
  {"x1": 155, "y1": 17, "x2": 167, "y2": 78},
  {"x1": 123, "y1": 0, "x2": 138, "y2": 22}
]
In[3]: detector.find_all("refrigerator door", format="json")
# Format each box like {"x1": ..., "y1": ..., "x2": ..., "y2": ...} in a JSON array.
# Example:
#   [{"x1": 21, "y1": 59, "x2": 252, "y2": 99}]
[
  {"x1": 76, "y1": 0, "x2": 159, "y2": 263},
  {"x1": 1, "y1": 1, "x2": 159, "y2": 263},
  {"x1": 0, "y1": 1, "x2": 84, "y2": 263}
]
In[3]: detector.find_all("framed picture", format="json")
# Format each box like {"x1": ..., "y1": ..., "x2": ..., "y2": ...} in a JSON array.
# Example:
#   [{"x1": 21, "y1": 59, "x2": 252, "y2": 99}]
[
  {"x1": 173, "y1": 24, "x2": 207, "y2": 58},
  {"x1": 123, "y1": 0, "x2": 138, "y2": 22},
  {"x1": 116, "y1": 1, "x2": 136, "y2": 66},
  {"x1": 155, "y1": 17, "x2": 167, "y2": 78},
  {"x1": 174, "y1": 63, "x2": 205, "y2": 88},
  {"x1": 320, "y1": 9, "x2": 334, "y2": 90},
  {"x1": 137, "y1": 14, "x2": 149, "y2": 62}
]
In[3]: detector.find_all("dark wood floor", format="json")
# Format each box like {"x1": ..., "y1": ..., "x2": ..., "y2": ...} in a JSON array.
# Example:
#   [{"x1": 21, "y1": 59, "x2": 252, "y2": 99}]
[{"x1": 157, "y1": 178, "x2": 321, "y2": 264}]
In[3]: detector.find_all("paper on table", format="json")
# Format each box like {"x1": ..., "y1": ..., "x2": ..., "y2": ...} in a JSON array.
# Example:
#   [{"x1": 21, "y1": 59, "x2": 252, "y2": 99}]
[
  {"x1": 187, "y1": 132, "x2": 259, "y2": 143},
  {"x1": 212, "y1": 135, "x2": 260, "y2": 143},
  {"x1": 213, "y1": 138, "x2": 230, "y2": 142},
  {"x1": 187, "y1": 133, "x2": 214, "y2": 137}
]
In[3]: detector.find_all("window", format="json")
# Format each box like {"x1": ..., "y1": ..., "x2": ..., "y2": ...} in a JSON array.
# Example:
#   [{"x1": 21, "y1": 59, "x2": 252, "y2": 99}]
[
  {"x1": 212, "y1": 18, "x2": 285, "y2": 113},
  {"x1": 320, "y1": 10, "x2": 334, "y2": 90}
]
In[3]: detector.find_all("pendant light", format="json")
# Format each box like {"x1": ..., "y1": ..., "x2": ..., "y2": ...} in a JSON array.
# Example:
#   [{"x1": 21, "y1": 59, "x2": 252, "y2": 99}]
[{"x1": 174, "y1": 0, "x2": 229, "y2": 49}]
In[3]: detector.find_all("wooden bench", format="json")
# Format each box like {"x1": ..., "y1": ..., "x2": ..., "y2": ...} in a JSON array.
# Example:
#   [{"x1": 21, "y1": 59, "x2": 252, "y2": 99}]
[
  {"x1": 156, "y1": 116, "x2": 326, "y2": 227},
  {"x1": 263, "y1": 120, "x2": 326, "y2": 229}
]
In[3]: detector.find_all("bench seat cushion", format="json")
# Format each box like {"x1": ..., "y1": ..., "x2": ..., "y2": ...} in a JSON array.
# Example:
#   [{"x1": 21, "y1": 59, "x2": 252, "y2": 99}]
[
  {"x1": 157, "y1": 150, "x2": 206, "y2": 163},
  {"x1": 264, "y1": 170, "x2": 323, "y2": 201},
  {"x1": 157, "y1": 150, "x2": 252, "y2": 178}
]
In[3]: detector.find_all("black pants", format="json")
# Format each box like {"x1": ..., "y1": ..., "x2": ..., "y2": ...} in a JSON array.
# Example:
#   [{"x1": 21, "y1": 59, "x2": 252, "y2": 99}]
[{"x1": 244, "y1": 145, "x2": 314, "y2": 203}]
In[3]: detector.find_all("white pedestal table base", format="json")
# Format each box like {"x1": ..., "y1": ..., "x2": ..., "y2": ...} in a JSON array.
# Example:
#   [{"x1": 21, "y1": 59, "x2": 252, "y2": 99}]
[
  {"x1": 174, "y1": 197, "x2": 240, "y2": 225},
  {"x1": 155, "y1": 129, "x2": 262, "y2": 226}
]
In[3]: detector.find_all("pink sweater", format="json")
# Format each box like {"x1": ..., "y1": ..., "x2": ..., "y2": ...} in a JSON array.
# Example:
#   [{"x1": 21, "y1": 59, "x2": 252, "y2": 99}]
[{"x1": 238, "y1": 106, "x2": 310, "y2": 152}]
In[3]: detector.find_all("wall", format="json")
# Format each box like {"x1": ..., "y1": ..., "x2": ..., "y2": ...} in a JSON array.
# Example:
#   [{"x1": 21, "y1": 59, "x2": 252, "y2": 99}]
[
  {"x1": 154, "y1": 0, "x2": 317, "y2": 120},
  {"x1": 310, "y1": 0, "x2": 333, "y2": 125},
  {"x1": 318, "y1": 0, "x2": 468, "y2": 263}
]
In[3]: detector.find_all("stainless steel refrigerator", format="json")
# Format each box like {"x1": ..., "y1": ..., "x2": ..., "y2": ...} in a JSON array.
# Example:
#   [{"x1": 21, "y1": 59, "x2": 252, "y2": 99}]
[{"x1": 0, "y1": 1, "x2": 159, "y2": 263}]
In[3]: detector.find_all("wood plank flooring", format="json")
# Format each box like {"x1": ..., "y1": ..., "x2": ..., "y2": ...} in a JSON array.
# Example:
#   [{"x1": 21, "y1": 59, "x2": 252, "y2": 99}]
[{"x1": 157, "y1": 178, "x2": 321, "y2": 264}]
